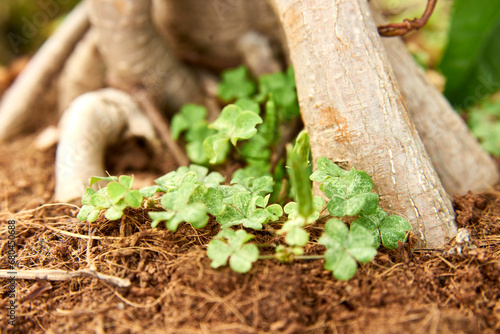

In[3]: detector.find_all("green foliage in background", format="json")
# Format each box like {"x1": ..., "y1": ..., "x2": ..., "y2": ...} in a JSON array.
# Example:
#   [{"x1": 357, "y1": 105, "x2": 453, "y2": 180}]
[{"x1": 440, "y1": 0, "x2": 500, "y2": 108}]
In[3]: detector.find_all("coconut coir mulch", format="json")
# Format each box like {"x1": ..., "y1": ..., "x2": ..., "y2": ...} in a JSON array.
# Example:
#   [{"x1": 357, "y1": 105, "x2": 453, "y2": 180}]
[{"x1": 0, "y1": 132, "x2": 499, "y2": 334}]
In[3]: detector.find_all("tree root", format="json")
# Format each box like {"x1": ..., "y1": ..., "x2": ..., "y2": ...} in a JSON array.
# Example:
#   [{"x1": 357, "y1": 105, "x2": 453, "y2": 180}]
[
  {"x1": 0, "y1": 1, "x2": 89, "y2": 142},
  {"x1": 88, "y1": 0, "x2": 204, "y2": 112},
  {"x1": 0, "y1": 269, "x2": 130, "y2": 288},
  {"x1": 237, "y1": 31, "x2": 282, "y2": 77},
  {"x1": 55, "y1": 88, "x2": 157, "y2": 202},
  {"x1": 381, "y1": 36, "x2": 499, "y2": 195},
  {"x1": 58, "y1": 28, "x2": 106, "y2": 113}
]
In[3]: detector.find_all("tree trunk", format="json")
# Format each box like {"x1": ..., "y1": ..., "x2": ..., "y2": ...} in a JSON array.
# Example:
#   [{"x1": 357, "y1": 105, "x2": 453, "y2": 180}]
[
  {"x1": 375, "y1": 18, "x2": 499, "y2": 195},
  {"x1": 269, "y1": 0, "x2": 457, "y2": 248}
]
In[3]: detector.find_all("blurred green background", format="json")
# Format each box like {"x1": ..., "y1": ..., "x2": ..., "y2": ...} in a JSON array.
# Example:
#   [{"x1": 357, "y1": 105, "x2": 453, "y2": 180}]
[{"x1": 0, "y1": 0, "x2": 80, "y2": 65}]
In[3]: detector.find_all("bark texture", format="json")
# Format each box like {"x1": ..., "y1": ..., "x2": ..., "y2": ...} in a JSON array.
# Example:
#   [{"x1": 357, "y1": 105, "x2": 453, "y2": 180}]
[
  {"x1": 58, "y1": 28, "x2": 106, "y2": 113},
  {"x1": 88, "y1": 0, "x2": 203, "y2": 112},
  {"x1": 0, "y1": 2, "x2": 89, "y2": 142},
  {"x1": 381, "y1": 37, "x2": 499, "y2": 195},
  {"x1": 270, "y1": 0, "x2": 457, "y2": 248},
  {"x1": 154, "y1": 0, "x2": 284, "y2": 70}
]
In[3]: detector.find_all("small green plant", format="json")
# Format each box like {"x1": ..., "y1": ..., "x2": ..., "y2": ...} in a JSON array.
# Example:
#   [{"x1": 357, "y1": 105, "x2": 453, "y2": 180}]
[
  {"x1": 77, "y1": 175, "x2": 142, "y2": 222},
  {"x1": 77, "y1": 67, "x2": 412, "y2": 280},
  {"x1": 466, "y1": 99, "x2": 500, "y2": 157}
]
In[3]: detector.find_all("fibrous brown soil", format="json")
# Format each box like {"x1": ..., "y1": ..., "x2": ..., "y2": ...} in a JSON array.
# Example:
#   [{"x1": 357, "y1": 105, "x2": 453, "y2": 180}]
[{"x1": 1, "y1": 128, "x2": 499, "y2": 334}]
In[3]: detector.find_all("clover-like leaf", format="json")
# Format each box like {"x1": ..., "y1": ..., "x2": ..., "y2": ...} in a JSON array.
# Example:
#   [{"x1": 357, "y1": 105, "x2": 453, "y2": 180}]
[
  {"x1": 230, "y1": 175, "x2": 274, "y2": 197},
  {"x1": 207, "y1": 229, "x2": 258, "y2": 273},
  {"x1": 125, "y1": 190, "x2": 143, "y2": 208},
  {"x1": 107, "y1": 182, "x2": 127, "y2": 204},
  {"x1": 171, "y1": 104, "x2": 208, "y2": 140},
  {"x1": 255, "y1": 67, "x2": 299, "y2": 119},
  {"x1": 205, "y1": 187, "x2": 225, "y2": 216},
  {"x1": 217, "y1": 66, "x2": 256, "y2": 102},
  {"x1": 209, "y1": 104, "x2": 263, "y2": 146},
  {"x1": 89, "y1": 175, "x2": 117, "y2": 187},
  {"x1": 81, "y1": 187, "x2": 95, "y2": 206},
  {"x1": 322, "y1": 168, "x2": 378, "y2": 217},
  {"x1": 139, "y1": 185, "x2": 162, "y2": 198},
  {"x1": 319, "y1": 219, "x2": 377, "y2": 280},
  {"x1": 235, "y1": 98, "x2": 260, "y2": 114},
  {"x1": 310, "y1": 156, "x2": 347, "y2": 183},
  {"x1": 204, "y1": 134, "x2": 230, "y2": 164},
  {"x1": 77, "y1": 205, "x2": 94, "y2": 221},
  {"x1": 379, "y1": 215, "x2": 412, "y2": 249},
  {"x1": 216, "y1": 192, "x2": 272, "y2": 230},
  {"x1": 278, "y1": 213, "x2": 311, "y2": 247},
  {"x1": 351, "y1": 207, "x2": 411, "y2": 249},
  {"x1": 284, "y1": 196, "x2": 325, "y2": 222},
  {"x1": 149, "y1": 211, "x2": 175, "y2": 228}
]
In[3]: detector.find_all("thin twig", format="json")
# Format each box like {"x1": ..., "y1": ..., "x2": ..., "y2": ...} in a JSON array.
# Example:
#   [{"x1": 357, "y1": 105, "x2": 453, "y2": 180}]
[
  {"x1": 0, "y1": 269, "x2": 130, "y2": 288},
  {"x1": 133, "y1": 89, "x2": 189, "y2": 167},
  {"x1": 378, "y1": 0, "x2": 438, "y2": 37}
]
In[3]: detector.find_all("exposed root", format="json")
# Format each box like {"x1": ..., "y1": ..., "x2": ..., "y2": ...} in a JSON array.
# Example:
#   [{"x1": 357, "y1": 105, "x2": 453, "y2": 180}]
[
  {"x1": 88, "y1": 0, "x2": 204, "y2": 113},
  {"x1": 372, "y1": 6, "x2": 500, "y2": 195},
  {"x1": 58, "y1": 28, "x2": 106, "y2": 113},
  {"x1": 237, "y1": 31, "x2": 282, "y2": 77},
  {"x1": 0, "y1": 2, "x2": 89, "y2": 142},
  {"x1": 55, "y1": 88, "x2": 157, "y2": 202},
  {"x1": 0, "y1": 269, "x2": 130, "y2": 288},
  {"x1": 132, "y1": 89, "x2": 189, "y2": 167}
]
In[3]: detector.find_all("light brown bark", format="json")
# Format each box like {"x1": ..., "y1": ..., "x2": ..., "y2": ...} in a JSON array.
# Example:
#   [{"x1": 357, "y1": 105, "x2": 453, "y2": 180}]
[
  {"x1": 55, "y1": 89, "x2": 156, "y2": 202},
  {"x1": 58, "y1": 28, "x2": 106, "y2": 113},
  {"x1": 381, "y1": 37, "x2": 499, "y2": 195},
  {"x1": 88, "y1": 0, "x2": 203, "y2": 112},
  {"x1": 270, "y1": 0, "x2": 457, "y2": 248},
  {"x1": 154, "y1": 0, "x2": 283, "y2": 70}
]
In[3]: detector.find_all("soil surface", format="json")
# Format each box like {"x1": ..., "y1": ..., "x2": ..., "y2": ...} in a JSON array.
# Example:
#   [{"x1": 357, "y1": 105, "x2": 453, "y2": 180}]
[{"x1": 0, "y1": 126, "x2": 499, "y2": 334}]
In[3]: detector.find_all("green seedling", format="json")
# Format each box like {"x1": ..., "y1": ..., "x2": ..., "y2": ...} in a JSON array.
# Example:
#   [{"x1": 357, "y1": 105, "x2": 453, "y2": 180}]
[
  {"x1": 217, "y1": 66, "x2": 256, "y2": 102},
  {"x1": 203, "y1": 104, "x2": 263, "y2": 163},
  {"x1": 77, "y1": 175, "x2": 143, "y2": 222},
  {"x1": 207, "y1": 229, "x2": 259, "y2": 273},
  {"x1": 319, "y1": 218, "x2": 377, "y2": 280}
]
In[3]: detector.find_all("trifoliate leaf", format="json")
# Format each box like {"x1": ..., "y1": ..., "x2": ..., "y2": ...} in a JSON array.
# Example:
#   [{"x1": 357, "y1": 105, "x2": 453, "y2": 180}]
[
  {"x1": 171, "y1": 104, "x2": 207, "y2": 140},
  {"x1": 125, "y1": 190, "x2": 143, "y2": 208},
  {"x1": 149, "y1": 211, "x2": 175, "y2": 228},
  {"x1": 87, "y1": 209, "x2": 101, "y2": 223},
  {"x1": 81, "y1": 187, "x2": 95, "y2": 206},
  {"x1": 77, "y1": 205, "x2": 94, "y2": 221},
  {"x1": 379, "y1": 215, "x2": 412, "y2": 249},
  {"x1": 118, "y1": 175, "x2": 133, "y2": 189},
  {"x1": 105, "y1": 206, "x2": 124, "y2": 220},
  {"x1": 229, "y1": 243, "x2": 259, "y2": 273},
  {"x1": 285, "y1": 227, "x2": 309, "y2": 247},
  {"x1": 217, "y1": 66, "x2": 256, "y2": 102},
  {"x1": 322, "y1": 168, "x2": 378, "y2": 217},
  {"x1": 319, "y1": 219, "x2": 377, "y2": 280},
  {"x1": 204, "y1": 134, "x2": 230, "y2": 164},
  {"x1": 89, "y1": 175, "x2": 117, "y2": 187},
  {"x1": 310, "y1": 156, "x2": 347, "y2": 183},
  {"x1": 210, "y1": 104, "x2": 263, "y2": 146},
  {"x1": 207, "y1": 229, "x2": 258, "y2": 273},
  {"x1": 235, "y1": 98, "x2": 260, "y2": 114},
  {"x1": 90, "y1": 193, "x2": 110, "y2": 209},
  {"x1": 139, "y1": 185, "x2": 162, "y2": 198}
]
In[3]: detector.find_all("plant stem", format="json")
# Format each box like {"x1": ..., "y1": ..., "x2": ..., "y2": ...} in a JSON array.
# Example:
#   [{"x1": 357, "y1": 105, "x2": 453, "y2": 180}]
[
  {"x1": 294, "y1": 255, "x2": 324, "y2": 260},
  {"x1": 258, "y1": 255, "x2": 276, "y2": 260}
]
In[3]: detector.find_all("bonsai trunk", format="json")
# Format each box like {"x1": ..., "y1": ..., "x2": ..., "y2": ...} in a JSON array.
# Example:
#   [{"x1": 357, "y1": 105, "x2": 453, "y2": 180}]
[{"x1": 269, "y1": 0, "x2": 457, "y2": 248}]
